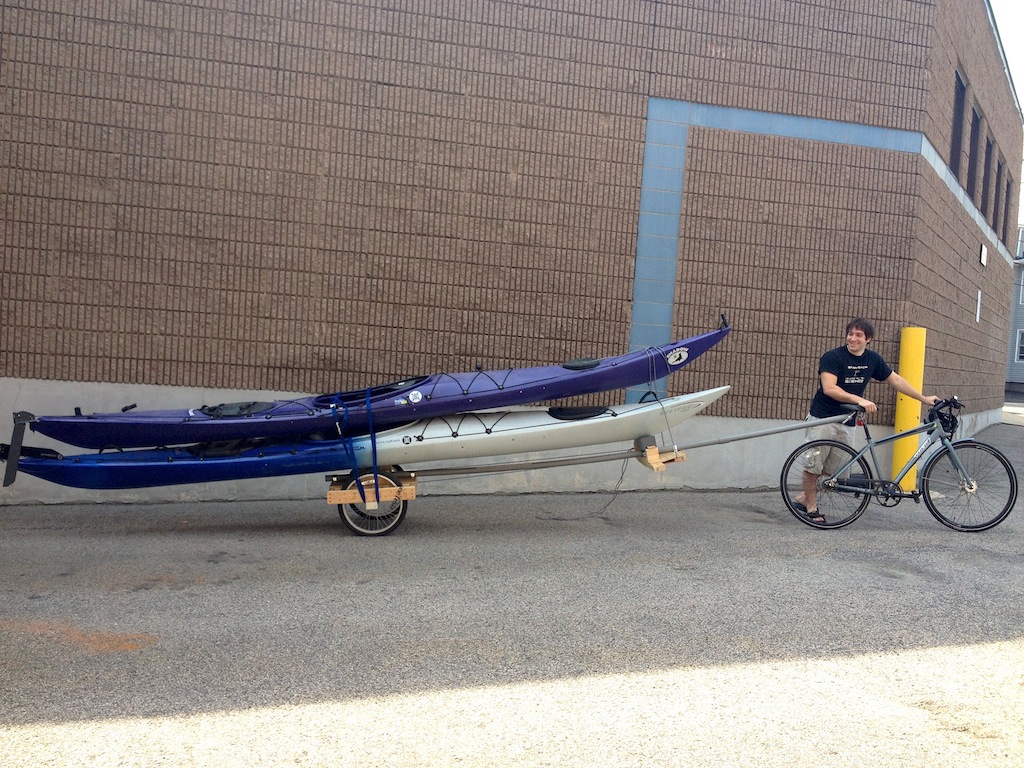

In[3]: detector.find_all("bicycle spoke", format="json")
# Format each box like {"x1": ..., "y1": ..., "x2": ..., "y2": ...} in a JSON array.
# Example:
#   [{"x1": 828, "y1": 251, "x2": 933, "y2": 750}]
[
  {"x1": 921, "y1": 442, "x2": 1017, "y2": 531},
  {"x1": 780, "y1": 440, "x2": 871, "y2": 529}
]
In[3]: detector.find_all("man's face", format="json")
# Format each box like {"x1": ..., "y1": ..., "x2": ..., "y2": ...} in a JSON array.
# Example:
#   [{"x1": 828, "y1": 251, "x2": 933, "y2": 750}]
[{"x1": 846, "y1": 327, "x2": 870, "y2": 355}]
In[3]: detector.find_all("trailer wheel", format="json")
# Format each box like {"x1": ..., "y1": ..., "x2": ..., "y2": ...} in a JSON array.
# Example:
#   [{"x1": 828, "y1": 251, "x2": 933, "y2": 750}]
[{"x1": 338, "y1": 470, "x2": 408, "y2": 536}]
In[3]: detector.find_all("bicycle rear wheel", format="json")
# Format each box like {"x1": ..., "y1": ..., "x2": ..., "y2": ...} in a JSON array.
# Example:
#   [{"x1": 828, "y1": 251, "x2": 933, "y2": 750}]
[
  {"x1": 920, "y1": 440, "x2": 1017, "y2": 531},
  {"x1": 780, "y1": 440, "x2": 872, "y2": 529}
]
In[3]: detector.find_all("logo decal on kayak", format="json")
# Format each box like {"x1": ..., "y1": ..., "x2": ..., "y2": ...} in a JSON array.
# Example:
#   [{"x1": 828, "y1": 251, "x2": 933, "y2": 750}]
[
  {"x1": 408, "y1": 391, "x2": 423, "y2": 404},
  {"x1": 666, "y1": 348, "x2": 689, "y2": 366}
]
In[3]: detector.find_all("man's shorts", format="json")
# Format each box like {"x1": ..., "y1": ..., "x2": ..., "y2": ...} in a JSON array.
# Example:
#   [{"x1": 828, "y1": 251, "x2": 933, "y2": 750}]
[{"x1": 801, "y1": 416, "x2": 856, "y2": 476}]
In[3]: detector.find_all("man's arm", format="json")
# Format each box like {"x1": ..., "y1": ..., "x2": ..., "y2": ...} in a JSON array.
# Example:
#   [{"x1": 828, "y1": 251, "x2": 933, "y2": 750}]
[
  {"x1": 885, "y1": 371, "x2": 939, "y2": 407},
  {"x1": 820, "y1": 372, "x2": 878, "y2": 412}
]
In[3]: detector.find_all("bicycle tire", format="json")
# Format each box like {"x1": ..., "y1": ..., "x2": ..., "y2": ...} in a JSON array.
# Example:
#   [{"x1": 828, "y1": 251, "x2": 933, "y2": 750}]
[
  {"x1": 338, "y1": 470, "x2": 409, "y2": 536},
  {"x1": 920, "y1": 440, "x2": 1017, "y2": 531},
  {"x1": 780, "y1": 439, "x2": 872, "y2": 529}
]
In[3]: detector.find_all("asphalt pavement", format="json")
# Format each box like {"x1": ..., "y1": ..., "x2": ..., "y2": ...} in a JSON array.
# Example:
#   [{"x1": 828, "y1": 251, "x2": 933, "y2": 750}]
[{"x1": 1, "y1": 413, "x2": 1023, "y2": 767}]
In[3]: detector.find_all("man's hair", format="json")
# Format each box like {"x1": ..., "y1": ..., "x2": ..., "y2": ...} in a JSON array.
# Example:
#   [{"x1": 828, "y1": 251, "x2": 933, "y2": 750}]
[{"x1": 846, "y1": 317, "x2": 875, "y2": 340}]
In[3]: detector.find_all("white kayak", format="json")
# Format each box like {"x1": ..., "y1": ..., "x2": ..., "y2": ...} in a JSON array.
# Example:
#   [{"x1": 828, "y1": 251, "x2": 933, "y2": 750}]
[{"x1": 345, "y1": 385, "x2": 731, "y2": 467}]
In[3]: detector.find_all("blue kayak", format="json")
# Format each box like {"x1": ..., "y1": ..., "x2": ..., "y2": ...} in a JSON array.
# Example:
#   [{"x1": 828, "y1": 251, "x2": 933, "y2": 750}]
[
  {"x1": 26, "y1": 320, "x2": 730, "y2": 449},
  {"x1": 2, "y1": 386, "x2": 731, "y2": 489}
]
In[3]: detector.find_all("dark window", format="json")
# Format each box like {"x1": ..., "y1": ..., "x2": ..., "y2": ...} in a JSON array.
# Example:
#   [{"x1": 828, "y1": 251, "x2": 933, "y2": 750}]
[
  {"x1": 994, "y1": 161, "x2": 1004, "y2": 233},
  {"x1": 1002, "y1": 178, "x2": 1013, "y2": 245},
  {"x1": 951, "y1": 72, "x2": 967, "y2": 179},
  {"x1": 967, "y1": 109, "x2": 982, "y2": 200},
  {"x1": 981, "y1": 138, "x2": 993, "y2": 217}
]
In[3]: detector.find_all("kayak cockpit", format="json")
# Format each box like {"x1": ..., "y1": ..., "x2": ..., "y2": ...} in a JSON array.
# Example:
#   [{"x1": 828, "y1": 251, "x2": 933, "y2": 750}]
[
  {"x1": 312, "y1": 376, "x2": 431, "y2": 408},
  {"x1": 198, "y1": 401, "x2": 277, "y2": 418}
]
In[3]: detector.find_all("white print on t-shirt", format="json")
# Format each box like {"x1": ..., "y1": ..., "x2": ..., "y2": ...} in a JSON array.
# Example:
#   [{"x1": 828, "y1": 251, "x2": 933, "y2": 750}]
[{"x1": 844, "y1": 364, "x2": 869, "y2": 386}]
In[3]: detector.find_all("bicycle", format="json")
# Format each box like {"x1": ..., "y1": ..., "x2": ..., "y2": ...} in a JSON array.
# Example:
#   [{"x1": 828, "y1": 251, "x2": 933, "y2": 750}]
[{"x1": 779, "y1": 397, "x2": 1017, "y2": 531}]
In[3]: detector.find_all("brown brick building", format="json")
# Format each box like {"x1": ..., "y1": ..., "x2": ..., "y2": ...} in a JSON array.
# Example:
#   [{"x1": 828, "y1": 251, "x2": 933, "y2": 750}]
[{"x1": 1, "y1": 0, "x2": 1021, "y2": 499}]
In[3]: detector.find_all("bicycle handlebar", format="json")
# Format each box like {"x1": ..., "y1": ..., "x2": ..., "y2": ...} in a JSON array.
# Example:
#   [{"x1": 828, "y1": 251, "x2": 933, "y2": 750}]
[
  {"x1": 928, "y1": 396, "x2": 964, "y2": 415},
  {"x1": 925, "y1": 397, "x2": 962, "y2": 437},
  {"x1": 836, "y1": 397, "x2": 962, "y2": 437},
  {"x1": 841, "y1": 396, "x2": 964, "y2": 418}
]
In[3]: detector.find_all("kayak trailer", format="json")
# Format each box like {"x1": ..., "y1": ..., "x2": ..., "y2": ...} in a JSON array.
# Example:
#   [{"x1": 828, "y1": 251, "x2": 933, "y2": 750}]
[{"x1": 325, "y1": 413, "x2": 849, "y2": 536}]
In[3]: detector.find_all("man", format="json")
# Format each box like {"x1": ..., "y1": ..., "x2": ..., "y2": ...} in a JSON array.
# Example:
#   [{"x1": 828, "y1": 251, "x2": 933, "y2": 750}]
[{"x1": 796, "y1": 318, "x2": 938, "y2": 524}]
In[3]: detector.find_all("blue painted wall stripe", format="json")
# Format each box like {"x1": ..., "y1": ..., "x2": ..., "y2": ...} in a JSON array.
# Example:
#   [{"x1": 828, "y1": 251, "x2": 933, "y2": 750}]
[
  {"x1": 627, "y1": 97, "x2": 1012, "y2": 401},
  {"x1": 627, "y1": 117, "x2": 687, "y2": 402}
]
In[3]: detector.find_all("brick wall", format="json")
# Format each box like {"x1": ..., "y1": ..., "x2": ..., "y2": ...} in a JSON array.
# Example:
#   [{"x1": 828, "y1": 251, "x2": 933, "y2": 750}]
[
  {"x1": 911, "y1": 162, "x2": 1014, "y2": 404},
  {"x1": 1, "y1": 1, "x2": 652, "y2": 393},
  {"x1": 671, "y1": 130, "x2": 920, "y2": 422},
  {"x1": 927, "y1": 0, "x2": 1022, "y2": 239},
  {"x1": 1, "y1": 0, "x2": 1018, "y2": 422},
  {"x1": 650, "y1": 0, "x2": 934, "y2": 127}
]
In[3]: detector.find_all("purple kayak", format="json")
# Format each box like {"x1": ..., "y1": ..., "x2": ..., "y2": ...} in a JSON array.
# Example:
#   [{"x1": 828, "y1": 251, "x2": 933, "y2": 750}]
[{"x1": 28, "y1": 320, "x2": 730, "y2": 449}]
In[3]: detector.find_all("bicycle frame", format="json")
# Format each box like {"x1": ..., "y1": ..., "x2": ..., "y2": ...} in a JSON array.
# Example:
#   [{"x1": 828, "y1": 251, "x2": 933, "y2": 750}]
[{"x1": 827, "y1": 416, "x2": 965, "y2": 499}]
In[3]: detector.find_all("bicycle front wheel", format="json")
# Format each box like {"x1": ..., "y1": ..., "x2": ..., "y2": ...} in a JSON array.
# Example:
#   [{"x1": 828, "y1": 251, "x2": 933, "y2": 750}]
[
  {"x1": 780, "y1": 440, "x2": 872, "y2": 529},
  {"x1": 920, "y1": 440, "x2": 1017, "y2": 531}
]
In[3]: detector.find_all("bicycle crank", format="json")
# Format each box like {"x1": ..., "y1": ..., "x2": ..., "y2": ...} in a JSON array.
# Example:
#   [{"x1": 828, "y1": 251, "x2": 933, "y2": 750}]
[{"x1": 877, "y1": 481, "x2": 903, "y2": 507}]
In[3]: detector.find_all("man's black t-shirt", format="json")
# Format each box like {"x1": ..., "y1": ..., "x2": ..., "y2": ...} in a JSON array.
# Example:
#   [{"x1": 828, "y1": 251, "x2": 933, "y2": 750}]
[{"x1": 809, "y1": 345, "x2": 893, "y2": 418}]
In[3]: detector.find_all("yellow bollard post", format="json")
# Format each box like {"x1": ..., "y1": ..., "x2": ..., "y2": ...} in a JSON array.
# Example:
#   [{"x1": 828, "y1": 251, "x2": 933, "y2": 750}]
[{"x1": 892, "y1": 327, "x2": 927, "y2": 490}]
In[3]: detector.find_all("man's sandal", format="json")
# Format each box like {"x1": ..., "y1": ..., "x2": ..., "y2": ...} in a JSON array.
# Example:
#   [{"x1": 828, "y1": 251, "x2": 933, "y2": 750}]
[{"x1": 793, "y1": 501, "x2": 826, "y2": 525}]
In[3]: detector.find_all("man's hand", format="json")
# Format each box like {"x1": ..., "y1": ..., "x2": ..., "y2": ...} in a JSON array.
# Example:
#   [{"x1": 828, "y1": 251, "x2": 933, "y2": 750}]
[{"x1": 856, "y1": 399, "x2": 878, "y2": 414}]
